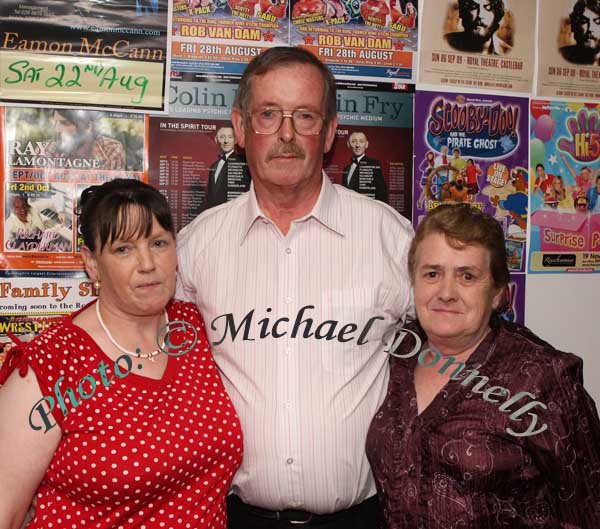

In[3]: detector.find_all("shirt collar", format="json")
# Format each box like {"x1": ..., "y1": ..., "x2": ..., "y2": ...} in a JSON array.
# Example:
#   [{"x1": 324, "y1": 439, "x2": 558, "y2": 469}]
[{"x1": 239, "y1": 173, "x2": 344, "y2": 245}]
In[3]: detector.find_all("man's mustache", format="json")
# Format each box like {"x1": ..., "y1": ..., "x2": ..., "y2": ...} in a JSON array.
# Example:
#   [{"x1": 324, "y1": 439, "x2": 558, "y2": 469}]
[{"x1": 267, "y1": 144, "x2": 306, "y2": 161}]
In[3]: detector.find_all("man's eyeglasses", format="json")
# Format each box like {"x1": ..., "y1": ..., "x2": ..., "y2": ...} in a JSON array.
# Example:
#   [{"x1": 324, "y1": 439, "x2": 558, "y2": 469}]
[{"x1": 247, "y1": 108, "x2": 325, "y2": 136}]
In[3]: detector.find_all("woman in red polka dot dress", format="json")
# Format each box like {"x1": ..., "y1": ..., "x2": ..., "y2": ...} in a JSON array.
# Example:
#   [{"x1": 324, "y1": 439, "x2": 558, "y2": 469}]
[{"x1": 0, "y1": 179, "x2": 243, "y2": 529}]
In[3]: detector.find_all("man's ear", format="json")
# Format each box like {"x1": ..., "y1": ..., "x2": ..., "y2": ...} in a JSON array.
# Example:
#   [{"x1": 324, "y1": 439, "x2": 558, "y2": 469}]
[
  {"x1": 231, "y1": 108, "x2": 246, "y2": 149},
  {"x1": 323, "y1": 115, "x2": 338, "y2": 154},
  {"x1": 80, "y1": 246, "x2": 99, "y2": 282}
]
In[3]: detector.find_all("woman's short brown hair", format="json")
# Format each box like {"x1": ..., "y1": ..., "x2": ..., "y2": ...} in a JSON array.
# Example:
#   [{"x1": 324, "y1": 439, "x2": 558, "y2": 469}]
[{"x1": 408, "y1": 204, "x2": 510, "y2": 288}]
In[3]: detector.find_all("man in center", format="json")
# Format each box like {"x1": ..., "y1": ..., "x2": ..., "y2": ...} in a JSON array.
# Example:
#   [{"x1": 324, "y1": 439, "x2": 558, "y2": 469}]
[{"x1": 177, "y1": 47, "x2": 413, "y2": 529}]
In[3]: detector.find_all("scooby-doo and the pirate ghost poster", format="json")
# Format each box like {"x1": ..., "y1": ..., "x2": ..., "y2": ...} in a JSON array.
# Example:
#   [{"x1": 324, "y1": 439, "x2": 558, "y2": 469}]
[{"x1": 413, "y1": 90, "x2": 528, "y2": 324}]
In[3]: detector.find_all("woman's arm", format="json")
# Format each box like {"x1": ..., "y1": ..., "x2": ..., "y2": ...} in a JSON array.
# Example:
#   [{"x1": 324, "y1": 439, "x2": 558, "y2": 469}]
[{"x1": 0, "y1": 368, "x2": 61, "y2": 529}]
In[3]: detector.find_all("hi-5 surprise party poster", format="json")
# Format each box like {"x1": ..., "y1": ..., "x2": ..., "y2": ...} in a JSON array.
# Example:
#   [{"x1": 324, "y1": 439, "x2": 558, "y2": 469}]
[{"x1": 529, "y1": 100, "x2": 600, "y2": 273}]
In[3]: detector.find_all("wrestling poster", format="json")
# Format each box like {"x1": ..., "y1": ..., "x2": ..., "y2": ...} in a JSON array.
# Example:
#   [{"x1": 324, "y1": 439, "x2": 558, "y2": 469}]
[
  {"x1": 536, "y1": 0, "x2": 600, "y2": 100},
  {"x1": 0, "y1": 0, "x2": 170, "y2": 111},
  {"x1": 171, "y1": 0, "x2": 289, "y2": 76},
  {"x1": 0, "y1": 106, "x2": 146, "y2": 271},
  {"x1": 418, "y1": 0, "x2": 535, "y2": 94},
  {"x1": 148, "y1": 78, "x2": 250, "y2": 232},
  {"x1": 324, "y1": 81, "x2": 413, "y2": 219},
  {"x1": 291, "y1": 0, "x2": 417, "y2": 82},
  {"x1": 529, "y1": 99, "x2": 600, "y2": 273},
  {"x1": 413, "y1": 90, "x2": 528, "y2": 323},
  {"x1": 0, "y1": 272, "x2": 98, "y2": 358}
]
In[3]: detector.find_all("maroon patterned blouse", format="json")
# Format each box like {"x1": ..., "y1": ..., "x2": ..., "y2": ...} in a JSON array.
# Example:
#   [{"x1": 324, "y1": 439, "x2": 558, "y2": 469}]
[{"x1": 366, "y1": 319, "x2": 600, "y2": 528}]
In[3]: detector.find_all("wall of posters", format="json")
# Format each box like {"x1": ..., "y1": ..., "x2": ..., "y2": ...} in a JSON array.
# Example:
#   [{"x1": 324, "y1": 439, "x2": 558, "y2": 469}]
[
  {"x1": 291, "y1": 0, "x2": 418, "y2": 82},
  {"x1": 537, "y1": 0, "x2": 600, "y2": 100},
  {"x1": 324, "y1": 81, "x2": 413, "y2": 218},
  {"x1": 529, "y1": 99, "x2": 600, "y2": 273},
  {"x1": 419, "y1": 0, "x2": 535, "y2": 93},
  {"x1": 413, "y1": 90, "x2": 528, "y2": 323},
  {"x1": 171, "y1": 0, "x2": 289, "y2": 76},
  {"x1": 0, "y1": 0, "x2": 170, "y2": 111}
]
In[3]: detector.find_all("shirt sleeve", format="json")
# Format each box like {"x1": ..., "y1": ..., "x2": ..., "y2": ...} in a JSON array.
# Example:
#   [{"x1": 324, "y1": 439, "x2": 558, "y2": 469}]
[
  {"x1": 175, "y1": 228, "x2": 198, "y2": 302},
  {"x1": 526, "y1": 356, "x2": 600, "y2": 527},
  {"x1": 0, "y1": 329, "x2": 72, "y2": 432}
]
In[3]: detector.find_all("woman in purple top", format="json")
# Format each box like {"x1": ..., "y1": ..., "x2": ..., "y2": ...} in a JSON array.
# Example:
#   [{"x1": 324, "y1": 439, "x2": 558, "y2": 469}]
[{"x1": 366, "y1": 204, "x2": 600, "y2": 529}]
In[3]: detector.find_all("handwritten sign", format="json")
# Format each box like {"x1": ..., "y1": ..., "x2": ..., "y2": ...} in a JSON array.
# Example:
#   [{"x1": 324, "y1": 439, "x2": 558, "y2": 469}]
[{"x1": 0, "y1": 50, "x2": 164, "y2": 110}]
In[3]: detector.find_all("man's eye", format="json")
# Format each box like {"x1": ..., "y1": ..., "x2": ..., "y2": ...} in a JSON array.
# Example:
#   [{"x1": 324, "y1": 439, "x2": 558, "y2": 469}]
[
  {"x1": 259, "y1": 109, "x2": 278, "y2": 119},
  {"x1": 296, "y1": 111, "x2": 317, "y2": 121},
  {"x1": 462, "y1": 272, "x2": 474, "y2": 281},
  {"x1": 425, "y1": 271, "x2": 438, "y2": 278}
]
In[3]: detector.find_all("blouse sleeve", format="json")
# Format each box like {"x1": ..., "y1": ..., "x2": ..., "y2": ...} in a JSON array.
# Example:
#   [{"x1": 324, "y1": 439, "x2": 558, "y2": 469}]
[
  {"x1": 0, "y1": 323, "x2": 75, "y2": 432},
  {"x1": 526, "y1": 355, "x2": 600, "y2": 527}
]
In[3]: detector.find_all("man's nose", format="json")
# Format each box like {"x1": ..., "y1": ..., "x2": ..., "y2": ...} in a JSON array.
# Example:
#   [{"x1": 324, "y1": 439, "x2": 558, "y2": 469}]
[{"x1": 278, "y1": 114, "x2": 296, "y2": 143}]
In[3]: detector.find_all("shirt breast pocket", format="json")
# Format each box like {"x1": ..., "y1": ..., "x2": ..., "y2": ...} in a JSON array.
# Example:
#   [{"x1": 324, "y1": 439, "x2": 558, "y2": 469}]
[{"x1": 318, "y1": 287, "x2": 395, "y2": 373}]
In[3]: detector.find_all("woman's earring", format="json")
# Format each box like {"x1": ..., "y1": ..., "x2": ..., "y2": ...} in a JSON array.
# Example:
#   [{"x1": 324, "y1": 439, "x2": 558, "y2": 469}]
[{"x1": 93, "y1": 280, "x2": 101, "y2": 290}]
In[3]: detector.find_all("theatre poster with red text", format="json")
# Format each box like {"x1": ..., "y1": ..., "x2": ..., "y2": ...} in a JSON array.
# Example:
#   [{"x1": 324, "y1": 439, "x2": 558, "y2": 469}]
[
  {"x1": 413, "y1": 90, "x2": 529, "y2": 324},
  {"x1": 171, "y1": 0, "x2": 289, "y2": 76},
  {"x1": 529, "y1": 99, "x2": 600, "y2": 273},
  {"x1": 290, "y1": 0, "x2": 418, "y2": 82},
  {"x1": 418, "y1": 0, "x2": 535, "y2": 93}
]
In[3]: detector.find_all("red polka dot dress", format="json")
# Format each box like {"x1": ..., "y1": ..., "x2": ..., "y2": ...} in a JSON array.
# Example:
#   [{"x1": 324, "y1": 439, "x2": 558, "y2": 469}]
[{"x1": 0, "y1": 300, "x2": 243, "y2": 529}]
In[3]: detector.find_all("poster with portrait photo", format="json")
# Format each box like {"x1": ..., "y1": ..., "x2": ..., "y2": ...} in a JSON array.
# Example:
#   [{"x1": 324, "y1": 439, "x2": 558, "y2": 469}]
[
  {"x1": 0, "y1": 105, "x2": 146, "y2": 271},
  {"x1": 323, "y1": 81, "x2": 413, "y2": 220},
  {"x1": 419, "y1": 0, "x2": 535, "y2": 93},
  {"x1": 537, "y1": 0, "x2": 600, "y2": 100},
  {"x1": 147, "y1": 115, "x2": 250, "y2": 233}
]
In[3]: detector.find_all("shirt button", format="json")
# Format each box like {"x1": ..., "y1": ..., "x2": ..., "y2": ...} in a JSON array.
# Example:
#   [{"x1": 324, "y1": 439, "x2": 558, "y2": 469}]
[
  {"x1": 285, "y1": 402, "x2": 291, "y2": 409},
  {"x1": 285, "y1": 297, "x2": 293, "y2": 304},
  {"x1": 285, "y1": 247, "x2": 292, "y2": 254},
  {"x1": 285, "y1": 347, "x2": 292, "y2": 355},
  {"x1": 286, "y1": 458, "x2": 294, "y2": 465}
]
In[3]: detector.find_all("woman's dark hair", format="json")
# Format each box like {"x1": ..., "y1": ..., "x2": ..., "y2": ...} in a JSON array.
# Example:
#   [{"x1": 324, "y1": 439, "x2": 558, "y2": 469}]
[{"x1": 78, "y1": 179, "x2": 174, "y2": 252}]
